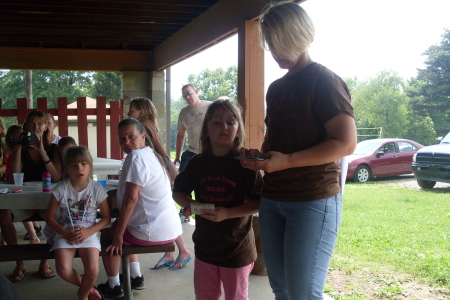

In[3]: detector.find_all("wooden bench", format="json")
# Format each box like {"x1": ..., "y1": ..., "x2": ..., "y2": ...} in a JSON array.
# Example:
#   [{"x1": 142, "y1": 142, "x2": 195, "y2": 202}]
[{"x1": 0, "y1": 242, "x2": 175, "y2": 300}]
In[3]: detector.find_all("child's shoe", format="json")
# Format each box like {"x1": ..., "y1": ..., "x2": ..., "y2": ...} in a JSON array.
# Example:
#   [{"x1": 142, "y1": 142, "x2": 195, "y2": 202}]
[
  {"x1": 97, "y1": 281, "x2": 124, "y2": 299},
  {"x1": 119, "y1": 274, "x2": 145, "y2": 290}
]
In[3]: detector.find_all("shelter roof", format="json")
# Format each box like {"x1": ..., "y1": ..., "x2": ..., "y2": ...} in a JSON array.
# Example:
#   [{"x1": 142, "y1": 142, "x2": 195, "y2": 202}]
[{"x1": 0, "y1": 0, "x2": 302, "y2": 71}]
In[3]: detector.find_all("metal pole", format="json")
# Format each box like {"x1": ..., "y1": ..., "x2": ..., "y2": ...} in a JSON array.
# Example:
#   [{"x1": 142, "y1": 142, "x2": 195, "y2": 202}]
[{"x1": 165, "y1": 68, "x2": 171, "y2": 158}]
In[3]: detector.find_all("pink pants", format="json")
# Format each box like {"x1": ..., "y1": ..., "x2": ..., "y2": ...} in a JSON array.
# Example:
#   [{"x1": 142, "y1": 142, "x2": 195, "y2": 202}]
[{"x1": 194, "y1": 258, "x2": 254, "y2": 300}]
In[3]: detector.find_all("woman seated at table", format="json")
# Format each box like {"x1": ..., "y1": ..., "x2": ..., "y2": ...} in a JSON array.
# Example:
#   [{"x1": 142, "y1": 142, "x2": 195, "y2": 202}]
[
  {"x1": 97, "y1": 118, "x2": 182, "y2": 298},
  {"x1": 0, "y1": 110, "x2": 62, "y2": 282}
]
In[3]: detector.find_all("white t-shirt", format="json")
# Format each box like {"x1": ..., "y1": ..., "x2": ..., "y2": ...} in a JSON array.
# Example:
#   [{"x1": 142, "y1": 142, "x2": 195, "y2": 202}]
[
  {"x1": 51, "y1": 135, "x2": 62, "y2": 145},
  {"x1": 49, "y1": 178, "x2": 108, "y2": 251},
  {"x1": 177, "y1": 100, "x2": 212, "y2": 153},
  {"x1": 117, "y1": 147, "x2": 182, "y2": 241}
]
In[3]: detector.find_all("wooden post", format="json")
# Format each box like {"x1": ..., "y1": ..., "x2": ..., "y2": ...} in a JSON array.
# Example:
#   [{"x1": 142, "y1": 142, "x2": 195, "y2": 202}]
[
  {"x1": 110, "y1": 100, "x2": 122, "y2": 160},
  {"x1": 96, "y1": 97, "x2": 107, "y2": 158},
  {"x1": 237, "y1": 20, "x2": 267, "y2": 276},
  {"x1": 77, "y1": 97, "x2": 88, "y2": 149},
  {"x1": 237, "y1": 20, "x2": 265, "y2": 150},
  {"x1": 17, "y1": 98, "x2": 28, "y2": 125},
  {"x1": 57, "y1": 98, "x2": 68, "y2": 137}
]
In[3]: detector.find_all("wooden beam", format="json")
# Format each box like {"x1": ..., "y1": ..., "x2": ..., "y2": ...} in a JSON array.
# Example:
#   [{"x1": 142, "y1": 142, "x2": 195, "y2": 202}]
[
  {"x1": 153, "y1": 0, "x2": 271, "y2": 70},
  {"x1": 0, "y1": 47, "x2": 152, "y2": 71},
  {"x1": 237, "y1": 20, "x2": 265, "y2": 150}
]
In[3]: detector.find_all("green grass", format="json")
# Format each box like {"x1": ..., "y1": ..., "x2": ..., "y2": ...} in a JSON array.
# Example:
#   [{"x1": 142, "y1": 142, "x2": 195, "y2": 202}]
[{"x1": 331, "y1": 181, "x2": 450, "y2": 289}]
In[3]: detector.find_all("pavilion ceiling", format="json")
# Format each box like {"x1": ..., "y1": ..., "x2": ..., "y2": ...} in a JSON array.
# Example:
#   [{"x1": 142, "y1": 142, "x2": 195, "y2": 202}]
[{"x1": 0, "y1": 0, "x2": 220, "y2": 51}]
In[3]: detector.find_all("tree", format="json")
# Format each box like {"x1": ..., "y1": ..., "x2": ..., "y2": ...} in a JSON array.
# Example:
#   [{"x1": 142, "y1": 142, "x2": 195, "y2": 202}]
[
  {"x1": 409, "y1": 28, "x2": 450, "y2": 137},
  {"x1": 343, "y1": 77, "x2": 359, "y2": 93},
  {"x1": 0, "y1": 70, "x2": 26, "y2": 108},
  {"x1": 352, "y1": 71, "x2": 409, "y2": 139},
  {"x1": 0, "y1": 70, "x2": 90, "y2": 108},
  {"x1": 186, "y1": 66, "x2": 237, "y2": 101},
  {"x1": 86, "y1": 72, "x2": 122, "y2": 102}
]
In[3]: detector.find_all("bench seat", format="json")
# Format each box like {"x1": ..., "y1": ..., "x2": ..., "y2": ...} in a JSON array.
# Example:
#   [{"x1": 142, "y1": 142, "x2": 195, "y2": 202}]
[{"x1": 0, "y1": 242, "x2": 175, "y2": 300}]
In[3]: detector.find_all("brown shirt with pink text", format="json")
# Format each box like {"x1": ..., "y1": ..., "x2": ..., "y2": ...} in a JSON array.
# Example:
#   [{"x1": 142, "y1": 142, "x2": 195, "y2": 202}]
[{"x1": 173, "y1": 153, "x2": 262, "y2": 268}]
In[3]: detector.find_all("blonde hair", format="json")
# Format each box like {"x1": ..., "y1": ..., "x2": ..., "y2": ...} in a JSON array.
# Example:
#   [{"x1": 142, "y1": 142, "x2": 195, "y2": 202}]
[
  {"x1": 200, "y1": 99, "x2": 245, "y2": 156},
  {"x1": 259, "y1": 2, "x2": 315, "y2": 63},
  {"x1": 130, "y1": 97, "x2": 159, "y2": 131},
  {"x1": 62, "y1": 146, "x2": 93, "y2": 179}
]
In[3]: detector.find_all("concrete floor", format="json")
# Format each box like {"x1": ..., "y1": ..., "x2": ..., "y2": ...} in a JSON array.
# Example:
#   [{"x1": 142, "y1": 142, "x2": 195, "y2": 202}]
[{"x1": 1, "y1": 221, "x2": 333, "y2": 300}]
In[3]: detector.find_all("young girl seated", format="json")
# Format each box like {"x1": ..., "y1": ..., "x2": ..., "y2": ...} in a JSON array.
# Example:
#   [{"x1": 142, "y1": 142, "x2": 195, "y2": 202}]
[
  {"x1": 127, "y1": 97, "x2": 191, "y2": 270},
  {"x1": 45, "y1": 146, "x2": 111, "y2": 300},
  {"x1": 173, "y1": 99, "x2": 262, "y2": 300}
]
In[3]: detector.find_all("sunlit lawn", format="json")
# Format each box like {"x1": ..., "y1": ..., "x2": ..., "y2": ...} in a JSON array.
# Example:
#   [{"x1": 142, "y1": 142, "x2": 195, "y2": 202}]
[{"x1": 331, "y1": 181, "x2": 450, "y2": 288}]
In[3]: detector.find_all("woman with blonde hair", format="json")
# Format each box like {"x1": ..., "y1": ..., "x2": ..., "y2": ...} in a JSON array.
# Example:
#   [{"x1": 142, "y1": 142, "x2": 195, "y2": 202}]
[
  {"x1": 240, "y1": 2, "x2": 357, "y2": 299},
  {"x1": 0, "y1": 110, "x2": 62, "y2": 282}
]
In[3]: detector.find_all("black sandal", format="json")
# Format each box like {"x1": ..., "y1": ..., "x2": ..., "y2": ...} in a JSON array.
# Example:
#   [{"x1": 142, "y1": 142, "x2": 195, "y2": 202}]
[{"x1": 23, "y1": 225, "x2": 42, "y2": 240}]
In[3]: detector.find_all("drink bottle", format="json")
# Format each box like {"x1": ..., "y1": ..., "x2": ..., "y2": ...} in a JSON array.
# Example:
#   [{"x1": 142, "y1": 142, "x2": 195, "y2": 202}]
[{"x1": 42, "y1": 172, "x2": 52, "y2": 192}]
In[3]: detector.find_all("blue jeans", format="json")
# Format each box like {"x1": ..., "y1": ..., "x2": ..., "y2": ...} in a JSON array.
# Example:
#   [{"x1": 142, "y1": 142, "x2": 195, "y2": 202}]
[
  {"x1": 259, "y1": 194, "x2": 342, "y2": 300},
  {"x1": 179, "y1": 150, "x2": 197, "y2": 172}
]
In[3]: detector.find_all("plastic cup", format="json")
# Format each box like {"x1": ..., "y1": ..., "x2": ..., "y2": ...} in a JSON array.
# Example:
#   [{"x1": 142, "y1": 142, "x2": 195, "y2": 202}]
[
  {"x1": 97, "y1": 174, "x2": 107, "y2": 188},
  {"x1": 13, "y1": 173, "x2": 24, "y2": 186}
]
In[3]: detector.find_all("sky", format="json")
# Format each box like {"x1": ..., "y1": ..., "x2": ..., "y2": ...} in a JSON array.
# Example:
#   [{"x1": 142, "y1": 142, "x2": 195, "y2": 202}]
[{"x1": 169, "y1": 0, "x2": 450, "y2": 99}]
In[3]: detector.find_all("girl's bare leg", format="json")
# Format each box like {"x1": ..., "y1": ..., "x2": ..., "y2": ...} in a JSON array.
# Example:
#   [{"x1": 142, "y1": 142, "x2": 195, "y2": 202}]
[
  {"x1": 78, "y1": 248, "x2": 100, "y2": 300},
  {"x1": 171, "y1": 235, "x2": 191, "y2": 269},
  {"x1": 55, "y1": 248, "x2": 79, "y2": 286},
  {"x1": 152, "y1": 235, "x2": 191, "y2": 268},
  {"x1": 22, "y1": 221, "x2": 40, "y2": 244}
]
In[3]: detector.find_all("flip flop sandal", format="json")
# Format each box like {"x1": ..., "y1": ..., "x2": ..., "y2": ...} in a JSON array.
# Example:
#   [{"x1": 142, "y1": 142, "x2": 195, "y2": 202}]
[
  {"x1": 168, "y1": 256, "x2": 192, "y2": 270},
  {"x1": 38, "y1": 264, "x2": 56, "y2": 279},
  {"x1": 9, "y1": 265, "x2": 29, "y2": 282},
  {"x1": 150, "y1": 257, "x2": 175, "y2": 270}
]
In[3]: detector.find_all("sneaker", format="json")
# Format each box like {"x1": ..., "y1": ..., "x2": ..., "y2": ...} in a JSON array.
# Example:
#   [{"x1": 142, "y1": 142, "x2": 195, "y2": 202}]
[
  {"x1": 97, "y1": 281, "x2": 124, "y2": 299},
  {"x1": 119, "y1": 274, "x2": 145, "y2": 290}
]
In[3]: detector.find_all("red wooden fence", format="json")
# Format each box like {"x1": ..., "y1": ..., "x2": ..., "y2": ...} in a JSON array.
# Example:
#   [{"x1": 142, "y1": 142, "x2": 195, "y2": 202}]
[{"x1": 0, "y1": 97, "x2": 123, "y2": 159}]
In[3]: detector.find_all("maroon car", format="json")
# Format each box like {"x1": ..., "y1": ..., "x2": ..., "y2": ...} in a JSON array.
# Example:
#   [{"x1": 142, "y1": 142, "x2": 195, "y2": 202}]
[{"x1": 346, "y1": 138, "x2": 424, "y2": 182}]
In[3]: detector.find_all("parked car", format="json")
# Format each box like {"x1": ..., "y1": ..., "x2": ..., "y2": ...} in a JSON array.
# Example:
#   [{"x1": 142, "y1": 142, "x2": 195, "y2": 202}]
[
  {"x1": 346, "y1": 138, "x2": 424, "y2": 183},
  {"x1": 412, "y1": 132, "x2": 450, "y2": 189}
]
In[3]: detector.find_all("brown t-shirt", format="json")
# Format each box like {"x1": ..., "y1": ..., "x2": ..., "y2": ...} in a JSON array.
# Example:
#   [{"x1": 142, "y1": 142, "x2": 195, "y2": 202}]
[
  {"x1": 263, "y1": 62, "x2": 354, "y2": 202},
  {"x1": 173, "y1": 153, "x2": 262, "y2": 268}
]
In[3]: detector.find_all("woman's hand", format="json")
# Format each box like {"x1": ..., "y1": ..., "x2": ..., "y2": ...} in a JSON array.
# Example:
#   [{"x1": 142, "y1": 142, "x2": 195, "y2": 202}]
[
  {"x1": 31, "y1": 133, "x2": 45, "y2": 154},
  {"x1": 106, "y1": 233, "x2": 123, "y2": 256},
  {"x1": 239, "y1": 146, "x2": 290, "y2": 173},
  {"x1": 200, "y1": 207, "x2": 229, "y2": 223},
  {"x1": 70, "y1": 226, "x2": 91, "y2": 244}
]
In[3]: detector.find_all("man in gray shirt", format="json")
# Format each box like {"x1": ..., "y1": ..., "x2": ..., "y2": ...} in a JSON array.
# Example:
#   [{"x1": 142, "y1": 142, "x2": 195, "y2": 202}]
[{"x1": 174, "y1": 84, "x2": 212, "y2": 172}]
